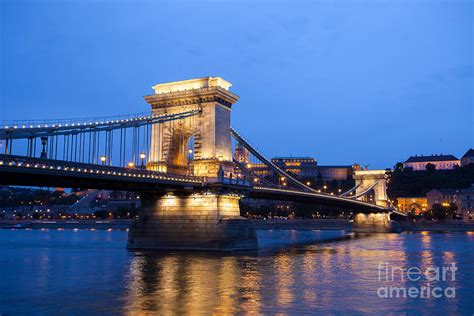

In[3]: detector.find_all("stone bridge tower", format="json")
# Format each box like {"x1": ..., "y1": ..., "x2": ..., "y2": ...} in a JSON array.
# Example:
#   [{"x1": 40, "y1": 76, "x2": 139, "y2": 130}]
[
  {"x1": 351, "y1": 170, "x2": 400, "y2": 233},
  {"x1": 128, "y1": 77, "x2": 258, "y2": 251},
  {"x1": 144, "y1": 77, "x2": 238, "y2": 177},
  {"x1": 353, "y1": 170, "x2": 389, "y2": 208}
]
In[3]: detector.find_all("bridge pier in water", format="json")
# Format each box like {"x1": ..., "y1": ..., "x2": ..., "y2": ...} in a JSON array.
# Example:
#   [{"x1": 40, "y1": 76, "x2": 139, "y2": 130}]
[
  {"x1": 127, "y1": 192, "x2": 258, "y2": 251},
  {"x1": 351, "y1": 212, "x2": 401, "y2": 233},
  {"x1": 351, "y1": 170, "x2": 401, "y2": 233}
]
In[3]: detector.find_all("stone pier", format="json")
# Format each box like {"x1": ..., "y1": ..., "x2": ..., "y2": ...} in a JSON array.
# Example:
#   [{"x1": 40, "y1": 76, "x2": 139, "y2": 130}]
[
  {"x1": 127, "y1": 192, "x2": 258, "y2": 251},
  {"x1": 351, "y1": 212, "x2": 401, "y2": 233}
]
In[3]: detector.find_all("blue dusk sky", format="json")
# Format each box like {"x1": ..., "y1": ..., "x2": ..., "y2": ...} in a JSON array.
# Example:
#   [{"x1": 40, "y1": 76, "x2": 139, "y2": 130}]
[{"x1": 1, "y1": 0, "x2": 472, "y2": 169}]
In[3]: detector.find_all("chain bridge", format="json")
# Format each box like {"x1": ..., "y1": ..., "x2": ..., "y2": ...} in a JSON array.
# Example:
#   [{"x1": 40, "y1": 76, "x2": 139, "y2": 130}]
[{"x1": 0, "y1": 77, "x2": 402, "y2": 250}]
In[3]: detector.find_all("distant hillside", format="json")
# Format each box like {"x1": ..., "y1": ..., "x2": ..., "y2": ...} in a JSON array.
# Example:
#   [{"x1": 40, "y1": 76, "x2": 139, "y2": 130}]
[{"x1": 387, "y1": 164, "x2": 474, "y2": 199}]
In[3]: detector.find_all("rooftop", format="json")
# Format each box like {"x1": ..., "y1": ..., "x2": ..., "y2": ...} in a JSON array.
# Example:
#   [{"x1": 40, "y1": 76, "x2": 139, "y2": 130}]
[
  {"x1": 404, "y1": 154, "x2": 459, "y2": 163},
  {"x1": 152, "y1": 77, "x2": 232, "y2": 94},
  {"x1": 462, "y1": 148, "x2": 474, "y2": 159},
  {"x1": 272, "y1": 157, "x2": 315, "y2": 161}
]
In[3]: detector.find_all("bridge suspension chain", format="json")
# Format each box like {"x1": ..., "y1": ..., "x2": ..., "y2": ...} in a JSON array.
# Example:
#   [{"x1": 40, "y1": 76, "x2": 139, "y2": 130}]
[
  {"x1": 0, "y1": 110, "x2": 200, "y2": 169},
  {"x1": 230, "y1": 127, "x2": 318, "y2": 193}
]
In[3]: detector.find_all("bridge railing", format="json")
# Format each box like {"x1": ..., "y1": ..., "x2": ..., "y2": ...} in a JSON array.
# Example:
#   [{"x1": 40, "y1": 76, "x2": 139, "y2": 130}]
[
  {"x1": 0, "y1": 112, "x2": 152, "y2": 129},
  {"x1": 0, "y1": 154, "x2": 204, "y2": 184}
]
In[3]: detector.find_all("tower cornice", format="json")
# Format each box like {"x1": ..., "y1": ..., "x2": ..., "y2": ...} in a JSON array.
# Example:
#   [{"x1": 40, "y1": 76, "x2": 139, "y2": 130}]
[{"x1": 144, "y1": 86, "x2": 239, "y2": 109}]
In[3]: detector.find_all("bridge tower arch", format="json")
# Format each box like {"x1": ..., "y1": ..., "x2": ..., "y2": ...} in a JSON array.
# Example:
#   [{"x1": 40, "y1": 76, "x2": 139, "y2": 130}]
[{"x1": 144, "y1": 77, "x2": 238, "y2": 177}]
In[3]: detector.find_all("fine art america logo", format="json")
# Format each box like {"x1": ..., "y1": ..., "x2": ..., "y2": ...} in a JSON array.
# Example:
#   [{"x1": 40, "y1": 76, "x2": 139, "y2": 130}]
[{"x1": 377, "y1": 262, "x2": 457, "y2": 299}]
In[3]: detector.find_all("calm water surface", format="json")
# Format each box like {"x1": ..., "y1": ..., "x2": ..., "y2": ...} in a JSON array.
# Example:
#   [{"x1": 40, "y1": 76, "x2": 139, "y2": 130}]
[{"x1": 0, "y1": 229, "x2": 473, "y2": 315}]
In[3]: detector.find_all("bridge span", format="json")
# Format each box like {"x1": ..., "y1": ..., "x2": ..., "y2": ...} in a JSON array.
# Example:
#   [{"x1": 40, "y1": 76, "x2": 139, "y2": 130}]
[
  {"x1": 0, "y1": 153, "x2": 391, "y2": 215},
  {"x1": 1, "y1": 77, "x2": 402, "y2": 251}
]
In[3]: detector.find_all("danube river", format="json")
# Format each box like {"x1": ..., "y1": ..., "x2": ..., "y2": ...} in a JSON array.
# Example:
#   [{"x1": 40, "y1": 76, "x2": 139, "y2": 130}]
[{"x1": 1, "y1": 229, "x2": 473, "y2": 314}]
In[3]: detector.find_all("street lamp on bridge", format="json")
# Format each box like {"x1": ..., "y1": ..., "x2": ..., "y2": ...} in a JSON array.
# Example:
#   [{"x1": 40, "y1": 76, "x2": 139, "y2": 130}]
[
  {"x1": 40, "y1": 137, "x2": 48, "y2": 159},
  {"x1": 140, "y1": 152, "x2": 146, "y2": 168}
]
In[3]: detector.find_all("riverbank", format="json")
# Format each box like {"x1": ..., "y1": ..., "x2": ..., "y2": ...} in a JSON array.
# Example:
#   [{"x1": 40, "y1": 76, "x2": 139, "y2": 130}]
[
  {"x1": 1, "y1": 219, "x2": 473, "y2": 232},
  {"x1": 0, "y1": 219, "x2": 132, "y2": 229}
]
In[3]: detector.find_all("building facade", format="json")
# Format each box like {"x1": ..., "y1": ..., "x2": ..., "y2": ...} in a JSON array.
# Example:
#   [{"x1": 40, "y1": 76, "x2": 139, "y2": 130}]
[
  {"x1": 247, "y1": 163, "x2": 270, "y2": 177},
  {"x1": 426, "y1": 188, "x2": 462, "y2": 215},
  {"x1": 317, "y1": 165, "x2": 354, "y2": 181},
  {"x1": 396, "y1": 196, "x2": 428, "y2": 214},
  {"x1": 403, "y1": 154, "x2": 460, "y2": 171},
  {"x1": 271, "y1": 157, "x2": 318, "y2": 178},
  {"x1": 233, "y1": 143, "x2": 249, "y2": 164},
  {"x1": 459, "y1": 184, "x2": 474, "y2": 221},
  {"x1": 461, "y1": 149, "x2": 474, "y2": 167}
]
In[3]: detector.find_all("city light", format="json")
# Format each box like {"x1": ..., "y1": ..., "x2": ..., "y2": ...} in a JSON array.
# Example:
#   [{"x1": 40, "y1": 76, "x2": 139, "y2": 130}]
[
  {"x1": 100, "y1": 155, "x2": 107, "y2": 165},
  {"x1": 140, "y1": 153, "x2": 146, "y2": 167}
]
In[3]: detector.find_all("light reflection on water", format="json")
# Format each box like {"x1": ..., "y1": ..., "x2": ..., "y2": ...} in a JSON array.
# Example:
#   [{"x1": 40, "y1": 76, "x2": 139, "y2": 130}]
[{"x1": 0, "y1": 229, "x2": 473, "y2": 314}]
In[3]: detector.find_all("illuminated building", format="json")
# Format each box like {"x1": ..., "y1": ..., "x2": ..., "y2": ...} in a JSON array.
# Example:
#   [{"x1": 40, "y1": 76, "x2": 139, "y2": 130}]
[
  {"x1": 317, "y1": 165, "x2": 354, "y2": 181},
  {"x1": 459, "y1": 184, "x2": 474, "y2": 221},
  {"x1": 403, "y1": 154, "x2": 460, "y2": 171},
  {"x1": 271, "y1": 157, "x2": 318, "y2": 178},
  {"x1": 461, "y1": 149, "x2": 474, "y2": 167},
  {"x1": 396, "y1": 196, "x2": 428, "y2": 214},
  {"x1": 233, "y1": 143, "x2": 249, "y2": 164},
  {"x1": 247, "y1": 163, "x2": 270, "y2": 177},
  {"x1": 426, "y1": 188, "x2": 462, "y2": 215}
]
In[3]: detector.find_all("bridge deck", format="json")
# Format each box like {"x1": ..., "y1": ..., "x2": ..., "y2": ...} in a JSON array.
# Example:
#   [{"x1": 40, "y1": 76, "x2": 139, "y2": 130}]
[
  {"x1": 249, "y1": 187, "x2": 390, "y2": 213},
  {"x1": 0, "y1": 154, "x2": 395, "y2": 213},
  {"x1": 0, "y1": 154, "x2": 204, "y2": 191}
]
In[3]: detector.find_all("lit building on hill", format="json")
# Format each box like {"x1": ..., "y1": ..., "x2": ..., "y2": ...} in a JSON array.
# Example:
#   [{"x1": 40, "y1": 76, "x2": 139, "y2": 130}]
[
  {"x1": 426, "y1": 188, "x2": 462, "y2": 216},
  {"x1": 403, "y1": 154, "x2": 460, "y2": 171},
  {"x1": 461, "y1": 149, "x2": 474, "y2": 167}
]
